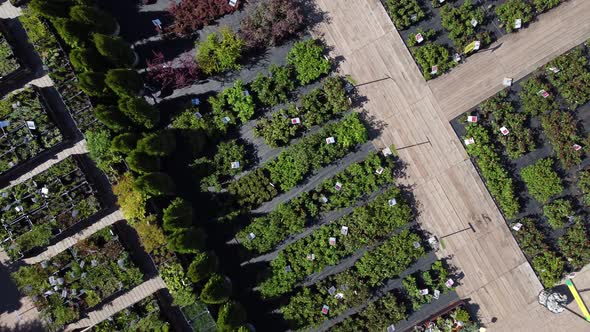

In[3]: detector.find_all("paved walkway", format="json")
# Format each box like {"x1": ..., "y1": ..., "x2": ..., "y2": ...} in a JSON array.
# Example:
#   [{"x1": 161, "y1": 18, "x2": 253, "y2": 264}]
[
  {"x1": 7, "y1": 140, "x2": 87, "y2": 187},
  {"x1": 64, "y1": 276, "x2": 167, "y2": 331},
  {"x1": 429, "y1": 0, "x2": 590, "y2": 120},
  {"x1": 313, "y1": 0, "x2": 590, "y2": 331},
  {"x1": 23, "y1": 210, "x2": 124, "y2": 264}
]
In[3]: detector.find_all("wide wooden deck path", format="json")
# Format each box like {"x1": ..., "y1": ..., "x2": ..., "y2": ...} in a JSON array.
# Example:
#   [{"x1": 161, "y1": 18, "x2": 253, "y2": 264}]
[
  {"x1": 313, "y1": 0, "x2": 590, "y2": 331},
  {"x1": 430, "y1": 0, "x2": 590, "y2": 120}
]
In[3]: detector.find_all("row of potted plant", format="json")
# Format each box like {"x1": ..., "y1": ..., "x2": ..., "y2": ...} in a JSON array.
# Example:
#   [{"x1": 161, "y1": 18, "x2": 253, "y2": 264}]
[
  {"x1": 0, "y1": 87, "x2": 64, "y2": 174},
  {"x1": 258, "y1": 185, "x2": 413, "y2": 297},
  {"x1": 236, "y1": 152, "x2": 397, "y2": 254},
  {"x1": 19, "y1": 12, "x2": 98, "y2": 133},
  {"x1": 0, "y1": 156, "x2": 102, "y2": 260},
  {"x1": 0, "y1": 29, "x2": 21, "y2": 79},
  {"x1": 11, "y1": 226, "x2": 144, "y2": 332},
  {"x1": 279, "y1": 229, "x2": 427, "y2": 329},
  {"x1": 332, "y1": 260, "x2": 459, "y2": 332},
  {"x1": 93, "y1": 294, "x2": 171, "y2": 331},
  {"x1": 228, "y1": 112, "x2": 368, "y2": 208}
]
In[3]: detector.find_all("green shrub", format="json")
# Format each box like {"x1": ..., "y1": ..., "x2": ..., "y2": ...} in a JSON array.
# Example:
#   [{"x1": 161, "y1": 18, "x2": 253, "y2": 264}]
[
  {"x1": 86, "y1": 129, "x2": 121, "y2": 172},
  {"x1": 105, "y1": 69, "x2": 143, "y2": 96},
  {"x1": 134, "y1": 172, "x2": 176, "y2": 196},
  {"x1": 70, "y1": 5, "x2": 117, "y2": 35},
  {"x1": 532, "y1": 251, "x2": 565, "y2": 287},
  {"x1": 209, "y1": 80, "x2": 255, "y2": 126},
  {"x1": 167, "y1": 228, "x2": 206, "y2": 254},
  {"x1": 163, "y1": 197, "x2": 193, "y2": 232},
  {"x1": 250, "y1": 64, "x2": 295, "y2": 106},
  {"x1": 541, "y1": 111, "x2": 582, "y2": 168},
  {"x1": 125, "y1": 150, "x2": 161, "y2": 174},
  {"x1": 533, "y1": 0, "x2": 562, "y2": 13},
  {"x1": 414, "y1": 43, "x2": 453, "y2": 80},
  {"x1": 160, "y1": 262, "x2": 196, "y2": 306},
  {"x1": 495, "y1": 0, "x2": 534, "y2": 33},
  {"x1": 520, "y1": 158, "x2": 563, "y2": 204},
  {"x1": 558, "y1": 220, "x2": 590, "y2": 270},
  {"x1": 196, "y1": 26, "x2": 243, "y2": 75},
  {"x1": 217, "y1": 301, "x2": 247, "y2": 332},
  {"x1": 52, "y1": 18, "x2": 87, "y2": 48},
  {"x1": 406, "y1": 28, "x2": 436, "y2": 47},
  {"x1": 118, "y1": 96, "x2": 159, "y2": 129},
  {"x1": 77, "y1": 71, "x2": 108, "y2": 96},
  {"x1": 287, "y1": 39, "x2": 331, "y2": 84},
  {"x1": 94, "y1": 104, "x2": 132, "y2": 132},
  {"x1": 545, "y1": 48, "x2": 590, "y2": 109},
  {"x1": 440, "y1": 0, "x2": 489, "y2": 50},
  {"x1": 29, "y1": 0, "x2": 70, "y2": 18},
  {"x1": 384, "y1": 0, "x2": 424, "y2": 30},
  {"x1": 518, "y1": 75, "x2": 558, "y2": 116},
  {"x1": 200, "y1": 274, "x2": 232, "y2": 304},
  {"x1": 93, "y1": 33, "x2": 135, "y2": 67},
  {"x1": 188, "y1": 251, "x2": 219, "y2": 283},
  {"x1": 111, "y1": 133, "x2": 140, "y2": 153},
  {"x1": 69, "y1": 47, "x2": 105, "y2": 72},
  {"x1": 543, "y1": 198, "x2": 573, "y2": 229},
  {"x1": 578, "y1": 169, "x2": 590, "y2": 206},
  {"x1": 137, "y1": 131, "x2": 176, "y2": 156}
]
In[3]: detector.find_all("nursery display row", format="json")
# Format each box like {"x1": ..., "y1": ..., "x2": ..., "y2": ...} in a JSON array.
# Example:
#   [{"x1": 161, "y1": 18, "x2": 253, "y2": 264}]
[
  {"x1": 383, "y1": 0, "x2": 566, "y2": 79},
  {"x1": 0, "y1": 87, "x2": 64, "y2": 174},
  {"x1": 11, "y1": 226, "x2": 144, "y2": 332},
  {"x1": 332, "y1": 261, "x2": 465, "y2": 332},
  {"x1": 0, "y1": 156, "x2": 102, "y2": 260},
  {"x1": 19, "y1": 13, "x2": 99, "y2": 133},
  {"x1": 236, "y1": 152, "x2": 396, "y2": 253},
  {"x1": 258, "y1": 185, "x2": 413, "y2": 297},
  {"x1": 451, "y1": 41, "x2": 590, "y2": 287},
  {"x1": 92, "y1": 294, "x2": 172, "y2": 332},
  {"x1": 0, "y1": 27, "x2": 21, "y2": 79}
]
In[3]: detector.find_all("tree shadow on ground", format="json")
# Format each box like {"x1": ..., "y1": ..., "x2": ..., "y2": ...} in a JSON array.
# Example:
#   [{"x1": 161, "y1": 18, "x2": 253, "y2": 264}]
[
  {"x1": 0, "y1": 263, "x2": 22, "y2": 316},
  {"x1": 0, "y1": 320, "x2": 46, "y2": 332}
]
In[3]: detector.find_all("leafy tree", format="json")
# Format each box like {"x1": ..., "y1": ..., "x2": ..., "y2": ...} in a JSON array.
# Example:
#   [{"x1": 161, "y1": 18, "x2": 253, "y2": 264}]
[
  {"x1": 196, "y1": 26, "x2": 244, "y2": 75},
  {"x1": 111, "y1": 132, "x2": 140, "y2": 153},
  {"x1": 217, "y1": 301, "x2": 247, "y2": 332},
  {"x1": 126, "y1": 150, "x2": 161, "y2": 174},
  {"x1": 137, "y1": 130, "x2": 176, "y2": 156},
  {"x1": 187, "y1": 251, "x2": 219, "y2": 283},
  {"x1": 543, "y1": 198, "x2": 573, "y2": 229},
  {"x1": 240, "y1": 0, "x2": 304, "y2": 49},
  {"x1": 118, "y1": 96, "x2": 159, "y2": 129},
  {"x1": 160, "y1": 262, "x2": 196, "y2": 306},
  {"x1": 384, "y1": 0, "x2": 424, "y2": 29},
  {"x1": 113, "y1": 172, "x2": 147, "y2": 220},
  {"x1": 85, "y1": 129, "x2": 121, "y2": 172},
  {"x1": 163, "y1": 197, "x2": 194, "y2": 231},
  {"x1": 134, "y1": 172, "x2": 176, "y2": 196},
  {"x1": 167, "y1": 228, "x2": 207, "y2": 253},
  {"x1": 70, "y1": 5, "x2": 117, "y2": 35},
  {"x1": 93, "y1": 33, "x2": 135, "y2": 67},
  {"x1": 520, "y1": 158, "x2": 563, "y2": 204},
  {"x1": 200, "y1": 274, "x2": 232, "y2": 304},
  {"x1": 287, "y1": 39, "x2": 331, "y2": 84},
  {"x1": 94, "y1": 104, "x2": 132, "y2": 132},
  {"x1": 105, "y1": 69, "x2": 143, "y2": 96},
  {"x1": 77, "y1": 71, "x2": 108, "y2": 96},
  {"x1": 70, "y1": 47, "x2": 105, "y2": 72},
  {"x1": 495, "y1": 0, "x2": 534, "y2": 33}
]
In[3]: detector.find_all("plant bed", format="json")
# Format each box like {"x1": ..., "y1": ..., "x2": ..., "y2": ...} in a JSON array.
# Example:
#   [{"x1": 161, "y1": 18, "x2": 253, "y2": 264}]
[
  {"x1": 450, "y1": 42, "x2": 590, "y2": 288},
  {"x1": 0, "y1": 87, "x2": 64, "y2": 175},
  {"x1": 0, "y1": 26, "x2": 22, "y2": 80},
  {"x1": 0, "y1": 157, "x2": 102, "y2": 260},
  {"x1": 236, "y1": 152, "x2": 396, "y2": 254},
  {"x1": 384, "y1": 0, "x2": 566, "y2": 80},
  {"x1": 279, "y1": 229, "x2": 427, "y2": 329},
  {"x1": 332, "y1": 261, "x2": 458, "y2": 331},
  {"x1": 258, "y1": 185, "x2": 414, "y2": 297},
  {"x1": 228, "y1": 112, "x2": 368, "y2": 209},
  {"x1": 411, "y1": 301, "x2": 480, "y2": 332},
  {"x1": 11, "y1": 226, "x2": 144, "y2": 332},
  {"x1": 19, "y1": 12, "x2": 98, "y2": 133},
  {"x1": 92, "y1": 294, "x2": 172, "y2": 331}
]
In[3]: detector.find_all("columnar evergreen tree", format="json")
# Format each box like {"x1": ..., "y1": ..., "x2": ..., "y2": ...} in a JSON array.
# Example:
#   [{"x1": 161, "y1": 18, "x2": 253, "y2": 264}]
[
  {"x1": 111, "y1": 133, "x2": 140, "y2": 153},
  {"x1": 77, "y1": 71, "x2": 108, "y2": 96},
  {"x1": 200, "y1": 274, "x2": 232, "y2": 304},
  {"x1": 217, "y1": 301, "x2": 247, "y2": 332},
  {"x1": 167, "y1": 228, "x2": 207, "y2": 253},
  {"x1": 70, "y1": 47, "x2": 105, "y2": 72},
  {"x1": 118, "y1": 96, "x2": 159, "y2": 129},
  {"x1": 163, "y1": 197, "x2": 194, "y2": 231},
  {"x1": 187, "y1": 251, "x2": 219, "y2": 283},
  {"x1": 137, "y1": 130, "x2": 176, "y2": 156},
  {"x1": 134, "y1": 172, "x2": 176, "y2": 196},
  {"x1": 105, "y1": 69, "x2": 143, "y2": 96},
  {"x1": 125, "y1": 150, "x2": 161, "y2": 174},
  {"x1": 93, "y1": 33, "x2": 135, "y2": 67},
  {"x1": 70, "y1": 5, "x2": 117, "y2": 35},
  {"x1": 94, "y1": 105, "x2": 133, "y2": 132}
]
